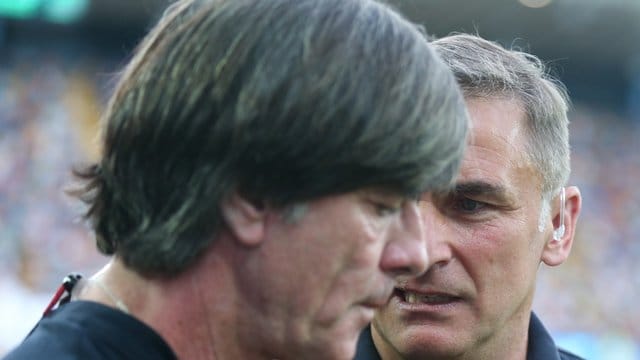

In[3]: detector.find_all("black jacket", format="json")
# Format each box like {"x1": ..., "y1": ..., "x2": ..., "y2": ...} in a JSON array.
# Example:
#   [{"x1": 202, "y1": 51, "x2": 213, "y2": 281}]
[
  {"x1": 3, "y1": 301, "x2": 176, "y2": 360},
  {"x1": 354, "y1": 312, "x2": 584, "y2": 360}
]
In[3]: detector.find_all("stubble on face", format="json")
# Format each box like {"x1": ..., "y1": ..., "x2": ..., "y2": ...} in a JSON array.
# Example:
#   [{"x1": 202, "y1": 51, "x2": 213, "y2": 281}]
[{"x1": 370, "y1": 97, "x2": 550, "y2": 360}]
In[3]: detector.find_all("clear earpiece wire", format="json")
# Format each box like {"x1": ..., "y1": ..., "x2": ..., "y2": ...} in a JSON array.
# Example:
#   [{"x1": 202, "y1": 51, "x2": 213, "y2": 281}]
[{"x1": 552, "y1": 187, "x2": 565, "y2": 241}]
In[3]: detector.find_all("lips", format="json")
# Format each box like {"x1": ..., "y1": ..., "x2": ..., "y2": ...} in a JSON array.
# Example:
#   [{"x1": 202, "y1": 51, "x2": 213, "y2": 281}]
[{"x1": 395, "y1": 288, "x2": 462, "y2": 305}]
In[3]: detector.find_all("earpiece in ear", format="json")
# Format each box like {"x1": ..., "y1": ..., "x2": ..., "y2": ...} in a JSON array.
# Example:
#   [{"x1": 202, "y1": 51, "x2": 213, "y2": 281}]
[
  {"x1": 552, "y1": 225, "x2": 565, "y2": 241},
  {"x1": 552, "y1": 187, "x2": 565, "y2": 241}
]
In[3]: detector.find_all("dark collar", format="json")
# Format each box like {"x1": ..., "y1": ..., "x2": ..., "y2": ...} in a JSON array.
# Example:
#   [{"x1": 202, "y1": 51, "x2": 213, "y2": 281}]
[
  {"x1": 527, "y1": 312, "x2": 562, "y2": 360},
  {"x1": 354, "y1": 324, "x2": 381, "y2": 360}
]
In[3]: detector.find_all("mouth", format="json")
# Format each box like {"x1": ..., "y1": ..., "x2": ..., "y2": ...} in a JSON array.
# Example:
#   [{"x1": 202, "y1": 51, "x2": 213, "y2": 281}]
[{"x1": 394, "y1": 288, "x2": 463, "y2": 308}]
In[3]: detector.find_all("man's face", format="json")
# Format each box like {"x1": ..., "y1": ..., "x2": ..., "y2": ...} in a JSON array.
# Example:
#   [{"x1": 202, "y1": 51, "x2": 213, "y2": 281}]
[
  {"x1": 372, "y1": 97, "x2": 552, "y2": 359},
  {"x1": 243, "y1": 189, "x2": 429, "y2": 360}
]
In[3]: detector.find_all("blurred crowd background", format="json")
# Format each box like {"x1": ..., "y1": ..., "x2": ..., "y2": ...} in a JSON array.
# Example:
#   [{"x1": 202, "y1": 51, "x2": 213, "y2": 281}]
[{"x1": 1, "y1": 0, "x2": 639, "y2": 358}]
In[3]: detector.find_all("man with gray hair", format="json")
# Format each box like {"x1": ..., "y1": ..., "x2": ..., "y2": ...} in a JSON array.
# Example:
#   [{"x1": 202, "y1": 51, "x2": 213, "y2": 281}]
[
  {"x1": 5, "y1": 1, "x2": 468, "y2": 359},
  {"x1": 355, "y1": 33, "x2": 584, "y2": 360}
]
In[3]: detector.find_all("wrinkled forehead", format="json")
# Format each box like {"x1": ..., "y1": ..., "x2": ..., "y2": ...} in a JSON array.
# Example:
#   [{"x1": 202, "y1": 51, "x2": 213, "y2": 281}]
[
  {"x1": 465, "y1": 96, "x2": 530, "y2": 158},
  {"x1": 462, "y1": 97, "x2": 542, "y2": 194}
]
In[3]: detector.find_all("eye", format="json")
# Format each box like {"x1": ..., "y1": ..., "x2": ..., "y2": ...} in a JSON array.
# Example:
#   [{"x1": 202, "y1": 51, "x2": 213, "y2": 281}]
[
  {"x1": 455, "y1": 197, "x2": 486, "y2": 213},
  {"x1": 373, "y1": 201, "x2": 402, "y2": 216}
]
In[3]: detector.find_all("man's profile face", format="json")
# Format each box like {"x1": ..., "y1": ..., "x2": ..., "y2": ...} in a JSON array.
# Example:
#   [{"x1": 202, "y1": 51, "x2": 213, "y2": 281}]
[
  {"x1": 242, "y1": 189, "x2": 429, "y2": 360},
  {"x1": 372, "y1": 97, "x2": 550, "y2": 359}
]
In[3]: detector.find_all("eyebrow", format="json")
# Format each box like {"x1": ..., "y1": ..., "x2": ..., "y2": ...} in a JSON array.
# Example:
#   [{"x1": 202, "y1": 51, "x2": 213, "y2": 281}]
[{"x1": 451, "y1": 181, "x2": 510, "y2": 202}]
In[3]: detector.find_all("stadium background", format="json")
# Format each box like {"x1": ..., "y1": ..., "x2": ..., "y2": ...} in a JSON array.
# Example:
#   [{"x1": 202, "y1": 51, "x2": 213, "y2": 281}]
[{"x1": 1, "y1": 0, "x2": 639, "y2": 358}]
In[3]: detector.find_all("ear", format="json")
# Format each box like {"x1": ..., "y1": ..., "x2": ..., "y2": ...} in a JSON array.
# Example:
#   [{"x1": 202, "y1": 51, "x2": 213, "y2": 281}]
[
  {"x1": 541, "y1": 186, "x2": 582, "y2": 266},
  {"x1": 221, "y1": 192, "x2": 266, "y2": 247}
]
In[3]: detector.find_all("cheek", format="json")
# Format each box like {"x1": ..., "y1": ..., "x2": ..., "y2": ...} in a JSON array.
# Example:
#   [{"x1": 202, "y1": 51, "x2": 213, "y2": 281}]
[
  {"x1": 352, "y1": 233, "x2": 385, "y2": 265},
  {"x1": 454, "y1": 221, "x2": 524, "y2": 278},
  {"x1": 330, "y1": 235, "x2": 385, "y2": 298},
  {"x1": 320, "y1": 230, "x2": 389, "y2": 308},
  {"x1": 346, "y1": 215, "x2": 392, "y2": 270},
  {"x1": 469, "y1": 222, "x2": 543, "y2": 288},
  {"x1": 311, "y1": 224, "x2": 381, "y2": 296},
  {"x1": 455, "y1": 222, "x2": 503, "y2": 254}
]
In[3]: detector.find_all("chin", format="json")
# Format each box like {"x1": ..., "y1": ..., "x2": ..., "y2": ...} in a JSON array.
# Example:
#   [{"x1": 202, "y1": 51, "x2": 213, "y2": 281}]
[
  {"x1": 400, "y1": 333, "x2": 468, "y2": 359},
  {"x1": 390, "y1": 327, "x2": 466, "y2": 359}
]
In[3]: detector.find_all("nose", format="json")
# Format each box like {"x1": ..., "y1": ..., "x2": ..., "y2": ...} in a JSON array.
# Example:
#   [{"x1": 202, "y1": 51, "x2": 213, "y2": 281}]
[
  {"x1": 378, "y1": 201, "x2": 429, "y2": 278},
  {"x1": 420, "y1": 197, "x2": 453, "y2": 269}
]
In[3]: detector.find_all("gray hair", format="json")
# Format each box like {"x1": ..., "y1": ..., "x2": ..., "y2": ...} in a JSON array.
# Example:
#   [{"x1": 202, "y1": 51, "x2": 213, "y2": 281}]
[
  {"x1": 432, "y1": 34, "x2": 570, "y2": 205},
  {"x1": 72, "y1": 0, "x2": 468, "y2": 276}
]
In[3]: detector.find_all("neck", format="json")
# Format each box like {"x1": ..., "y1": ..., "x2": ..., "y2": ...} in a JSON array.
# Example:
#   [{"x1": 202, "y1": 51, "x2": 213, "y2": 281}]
[
  {"x1": 78, "y1": 245, "x2": 271, "y2": 359},
  {"x1": 90, "y1": 271, "x2": 130, "y2": 314},
  {"x1": 467, "y1": 313, "x2": 530, "y2": 360}
]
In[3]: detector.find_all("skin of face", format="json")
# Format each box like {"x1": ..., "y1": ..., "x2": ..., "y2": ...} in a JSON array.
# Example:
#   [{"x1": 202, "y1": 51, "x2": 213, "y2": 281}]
[
  {"x1": 371, "y1": 97, "x2": 571, "y2": 360},
  {"x1": 234, "y1": 189, "x2": 430, "y2": 360}
]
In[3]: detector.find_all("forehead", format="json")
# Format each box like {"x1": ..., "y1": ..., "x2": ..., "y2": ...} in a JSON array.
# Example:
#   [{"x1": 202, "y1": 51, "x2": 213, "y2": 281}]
[{"x1": 460, "y1": 97, "x2": 540, "y2": 192}]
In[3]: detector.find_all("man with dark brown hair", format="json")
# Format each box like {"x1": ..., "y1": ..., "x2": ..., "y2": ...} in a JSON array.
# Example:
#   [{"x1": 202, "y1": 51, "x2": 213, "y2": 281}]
[{"x1": 5, "y1": 1, "x2": 468, "y2": 359}]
